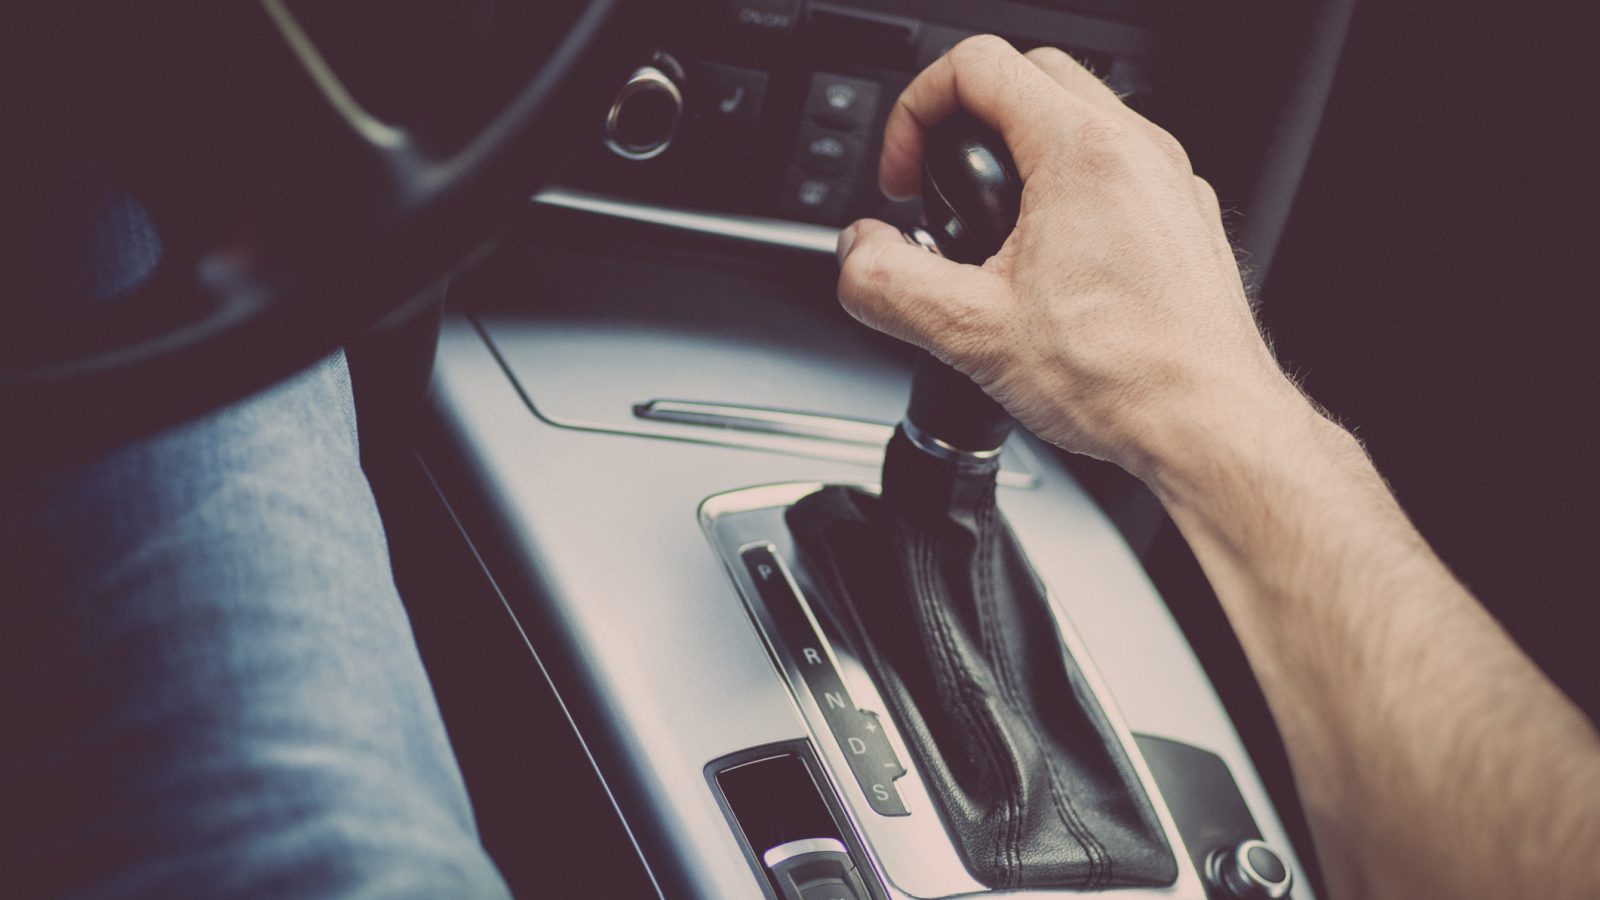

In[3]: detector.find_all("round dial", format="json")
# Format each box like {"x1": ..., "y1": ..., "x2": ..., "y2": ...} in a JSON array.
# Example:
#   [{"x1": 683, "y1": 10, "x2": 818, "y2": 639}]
[
  {"x1": 1206, "y1": 839, "x2": 1294, "y2": 899},
  {"x1": 604, "y1": 59, "x2": 684, "y2": 161}
]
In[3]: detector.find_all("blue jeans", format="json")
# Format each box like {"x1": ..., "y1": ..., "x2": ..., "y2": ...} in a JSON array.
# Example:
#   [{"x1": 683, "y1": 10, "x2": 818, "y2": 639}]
[{"x1": 1, "y1": 175, "x2": 509, "y2": 897}]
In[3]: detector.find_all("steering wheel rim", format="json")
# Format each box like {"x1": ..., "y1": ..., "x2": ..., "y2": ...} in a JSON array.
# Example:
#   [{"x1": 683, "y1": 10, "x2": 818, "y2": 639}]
[{"x1": 2, "y1": 0, "x2": 628, "y2": 463}]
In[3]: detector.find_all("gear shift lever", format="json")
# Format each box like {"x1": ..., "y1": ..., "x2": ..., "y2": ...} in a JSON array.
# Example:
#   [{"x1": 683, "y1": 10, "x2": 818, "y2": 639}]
[
  {"x1": 788, "y1": 110, "x2": 1177, "y2": 889},
  {"x1": 901, "y1": 112, "x2": 1022, "y2": 458}
]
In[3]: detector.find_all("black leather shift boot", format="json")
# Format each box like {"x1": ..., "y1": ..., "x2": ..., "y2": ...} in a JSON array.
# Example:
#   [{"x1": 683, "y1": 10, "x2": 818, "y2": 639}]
[{"x1": 786, "y1": 430, "x2": 1177, "y2": 889}]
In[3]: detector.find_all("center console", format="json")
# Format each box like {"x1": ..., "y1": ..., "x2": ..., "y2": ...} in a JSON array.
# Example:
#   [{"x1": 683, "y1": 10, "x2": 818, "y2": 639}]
[
  {"x1": 416, "y1": 0, "x2": 1355, "y2": 896},
  {"x1": 423, "y1": 214, "x2": 1313, "y2": 897}
]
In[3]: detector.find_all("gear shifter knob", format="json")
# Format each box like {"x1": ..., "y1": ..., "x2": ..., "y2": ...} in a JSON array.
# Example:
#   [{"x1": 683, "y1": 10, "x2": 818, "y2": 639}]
[
  {"x1": 902, "y1": 112, "x2": 1023, "y2": 458},
  {"x1": 919, "y1": 112, "x2": 1023, "y2": 265}
]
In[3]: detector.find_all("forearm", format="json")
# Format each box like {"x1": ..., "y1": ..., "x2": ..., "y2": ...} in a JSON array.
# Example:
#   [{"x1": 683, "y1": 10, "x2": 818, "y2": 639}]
[{"x1": 1148, "y1": 381, "x2": 1600, "y2": 899}]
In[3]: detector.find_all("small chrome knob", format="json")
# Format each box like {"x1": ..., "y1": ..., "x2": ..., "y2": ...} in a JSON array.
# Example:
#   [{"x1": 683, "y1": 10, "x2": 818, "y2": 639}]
[
  {"x1": 604, "y1": 59, "x2": 684, "y2": 161},
  {"x1": 1206, "y1": 839, "x2": 1293, "y2": 899}
]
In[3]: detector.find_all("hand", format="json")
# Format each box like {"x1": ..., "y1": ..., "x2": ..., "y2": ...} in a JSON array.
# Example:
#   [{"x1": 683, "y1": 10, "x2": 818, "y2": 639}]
[{"x1": 836, "y1": 36, "x2": 1307, "y2": 482}]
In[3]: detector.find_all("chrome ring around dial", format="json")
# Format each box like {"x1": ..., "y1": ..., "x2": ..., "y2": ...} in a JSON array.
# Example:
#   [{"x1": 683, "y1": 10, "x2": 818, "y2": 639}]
[{"x1": 603, "y1": 64, "x2": 683, "y2": 161}]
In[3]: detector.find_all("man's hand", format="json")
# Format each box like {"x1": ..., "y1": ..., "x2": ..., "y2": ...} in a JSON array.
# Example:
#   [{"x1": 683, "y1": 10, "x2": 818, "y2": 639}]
[
  {"x1": 840, "y1": 35, "x2": 1600, "y2": 900},
  {"x1": 835, "y1": 35, "x2": 1300, "y2": 482}
]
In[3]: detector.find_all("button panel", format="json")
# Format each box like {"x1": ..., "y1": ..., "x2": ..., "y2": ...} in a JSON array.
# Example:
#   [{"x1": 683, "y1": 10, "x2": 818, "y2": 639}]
[
  {"x1": 559, "y1": 3, "x2": 1160, "y2": 229},
  {"x1": 742, "y1": 546, "x2": 909, "y2": 816},
  {"x1": 780, "y1": 72, "x2": 881, "y2": 223}
]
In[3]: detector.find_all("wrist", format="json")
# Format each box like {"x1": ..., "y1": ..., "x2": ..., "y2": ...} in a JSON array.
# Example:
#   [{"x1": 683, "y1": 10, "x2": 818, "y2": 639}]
[{"x1": 1138, "y1": 374, "x2": 1352, "y2": 510}]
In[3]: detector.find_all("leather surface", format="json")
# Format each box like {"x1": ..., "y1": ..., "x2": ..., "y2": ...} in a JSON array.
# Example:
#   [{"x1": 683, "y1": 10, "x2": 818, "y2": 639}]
[{"x1": 787, "y1": 430, "x2": 1177, "y2": 889}]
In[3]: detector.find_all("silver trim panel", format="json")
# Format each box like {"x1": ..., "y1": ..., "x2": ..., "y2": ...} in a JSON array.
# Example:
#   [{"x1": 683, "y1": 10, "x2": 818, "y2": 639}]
[
  {"x1": 532, "y1": 187, "x2": 840, "y2": 254},
  {"x1": 762, "y1": 837, "x2": 851, "y2": 868},
  {"x1": 431, "y1": 317, "x2": 1319, "y2": 899},
  {"x1": 635, "y1": 399, "x2": 889, "y2": 447}
]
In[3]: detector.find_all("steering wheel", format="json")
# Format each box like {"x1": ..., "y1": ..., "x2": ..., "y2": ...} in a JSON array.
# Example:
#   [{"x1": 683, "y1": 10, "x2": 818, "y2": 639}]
[{"x1": 2, "y1": 0, "x2": 627, "y2": 462}]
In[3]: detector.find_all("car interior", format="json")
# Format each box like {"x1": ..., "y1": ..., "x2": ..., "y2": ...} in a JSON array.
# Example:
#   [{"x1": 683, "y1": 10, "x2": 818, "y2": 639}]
[{"x1": 6, "y1": 2, "x2": 1591, "y2": 899}]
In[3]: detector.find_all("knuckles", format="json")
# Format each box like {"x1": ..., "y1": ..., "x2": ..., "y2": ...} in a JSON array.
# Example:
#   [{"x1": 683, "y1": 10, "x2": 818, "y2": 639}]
[
  {"x1": 948, "y1": 33, "x2": 1015, "y2": 67},
  {"x1": 1022, "y1": 45, "x2": 1074, "y2": 70},
  {"x1": 1070, "y1": 114, "x2": 1135, "y2": 179},
  {"x1": 1145, "y1": 124, "x2": 1193, "y2": 174}
]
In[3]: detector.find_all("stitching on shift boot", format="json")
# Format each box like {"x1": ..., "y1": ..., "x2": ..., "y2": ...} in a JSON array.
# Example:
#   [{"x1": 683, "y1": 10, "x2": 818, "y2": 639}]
[
  {"x1": 970, "y1": 499, "x2": 1031, "y2": 884},
  {"x1": 975, "y1": 496, "x2": 1111, "y2": 886},
  {"x1": 916, "y1": 531, "x2": 1021, "y2": 887}
]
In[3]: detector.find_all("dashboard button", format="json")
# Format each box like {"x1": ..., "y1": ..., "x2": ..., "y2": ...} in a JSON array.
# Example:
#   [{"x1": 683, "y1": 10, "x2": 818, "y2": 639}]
[
  {"x1": 796, "y1": 124, "x2": 862, "y2": 176},
  {"x1": 804, "y1": 73, "x2": 880, "y2": 132},
  {"x1": 693, "y1": 61, "x2": 768, "y2": 129},
  {"x1": 1248, "y1": 845, "x2": 1288, "y2": 883},
  {"x1": 779, "y1": 168, "x2": 851, "y2": 223}
]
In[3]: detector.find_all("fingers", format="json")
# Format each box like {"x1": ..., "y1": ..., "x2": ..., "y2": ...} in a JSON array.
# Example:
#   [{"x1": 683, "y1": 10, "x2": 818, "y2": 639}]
[
  {"x1": 879, "y1": 35, "x2": 1074, "y2": 200},
  {"x1": 835, "y1": 219, "x2": 1011, "y2": 355}
]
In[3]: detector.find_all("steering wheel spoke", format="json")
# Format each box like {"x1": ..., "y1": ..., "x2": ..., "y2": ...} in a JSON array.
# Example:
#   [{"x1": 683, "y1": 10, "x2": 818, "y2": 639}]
[
  {"x1": 125, "y1": 2, "x2": 428, "y2": 257},
  {"x1": 3, "y1": 0, "x2": 627, "y2": 462}
]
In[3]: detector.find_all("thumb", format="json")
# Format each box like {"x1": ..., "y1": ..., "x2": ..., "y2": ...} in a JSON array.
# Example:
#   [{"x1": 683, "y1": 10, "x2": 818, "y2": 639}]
[{"x1": 835, "y1": 219, "x2": 1011, "y2": 361}]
